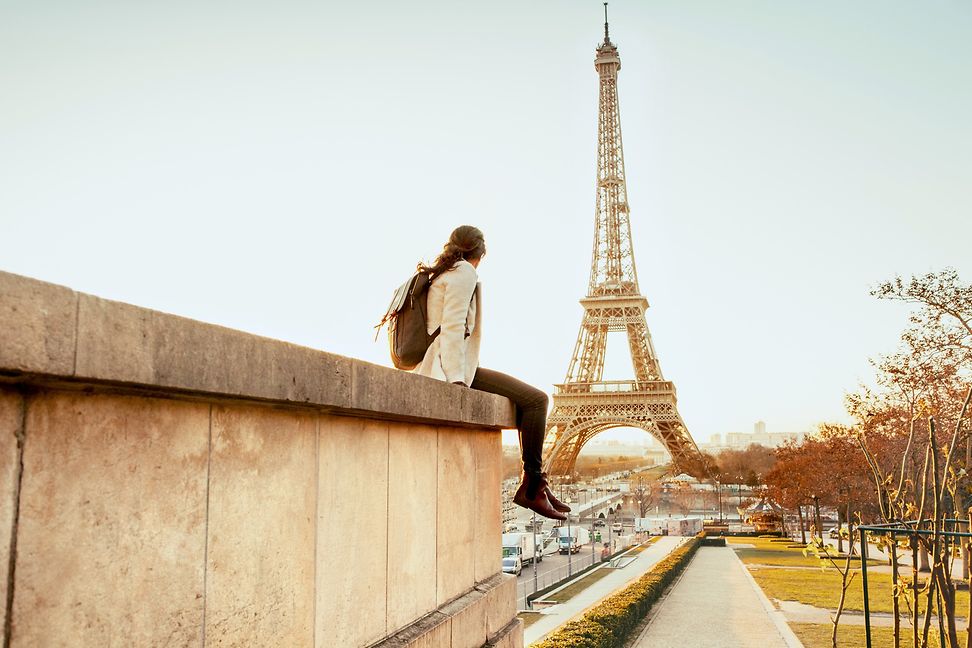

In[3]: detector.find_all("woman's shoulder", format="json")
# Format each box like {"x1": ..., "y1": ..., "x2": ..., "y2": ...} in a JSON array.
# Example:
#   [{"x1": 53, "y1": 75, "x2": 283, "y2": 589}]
[{"x1": 440, "y1": 260, "x2": 478, "y2": 282}]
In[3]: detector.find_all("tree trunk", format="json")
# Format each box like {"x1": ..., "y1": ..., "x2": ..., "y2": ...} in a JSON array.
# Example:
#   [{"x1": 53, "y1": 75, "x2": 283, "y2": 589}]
[{"x1": 798, "y1": 505, "x2": 806, "y2": 544}]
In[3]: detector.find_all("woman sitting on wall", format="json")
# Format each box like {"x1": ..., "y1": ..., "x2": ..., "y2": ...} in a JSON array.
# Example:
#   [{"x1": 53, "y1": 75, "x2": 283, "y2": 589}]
[{"x1": 414, "y1": 225, "x2": 568, "y2": 522}]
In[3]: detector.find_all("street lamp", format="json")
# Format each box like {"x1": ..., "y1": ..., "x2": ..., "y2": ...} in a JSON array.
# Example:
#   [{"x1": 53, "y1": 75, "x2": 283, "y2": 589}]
[
  {"x1": 531, "y1": 511, "x2": 538, "y2": 598},
  {"x1": 836, "y1": 485, "x2": 848, "y2": 554},
  {"x1": 811, "y1": 494, "x2": 822, "y2": 541},
  {"x1": 717, "y1": 481, "x2": 723, "y2": 523}
]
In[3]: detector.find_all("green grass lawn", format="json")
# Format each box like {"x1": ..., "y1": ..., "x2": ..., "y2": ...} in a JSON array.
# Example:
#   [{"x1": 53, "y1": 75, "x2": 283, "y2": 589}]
[
  {"x1": 545, "y1": 567, "x2": 614, "y2": 605},
  {"x1": 628, "y1": 464, "x2": 671, "y2": 482},
  {"x1": 517, "y1": 611, "x2": 544, "y2": 630},
  {"x1": 790, "y1": 622, "x2": 967, "y2": 648},
  {"x1": 750, "y1": 566, "x2": 971, "y2": 616},
  {"x1": 627, "y1": 536, "x2": 661, "y2": 554},
  {"x1": 728, "y1": 536, "x2": 883, "y2": 569}
]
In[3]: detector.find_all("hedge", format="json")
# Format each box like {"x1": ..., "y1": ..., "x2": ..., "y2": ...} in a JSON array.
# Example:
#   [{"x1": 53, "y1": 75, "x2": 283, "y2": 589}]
[{"x1": 532, "y1": 534, "x2": 703, "y2": 648}]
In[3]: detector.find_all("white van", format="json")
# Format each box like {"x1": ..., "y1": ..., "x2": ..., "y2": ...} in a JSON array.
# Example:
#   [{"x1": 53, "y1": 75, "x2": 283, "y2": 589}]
[{"x1": 501, "y1": 555, "x2": 522, "y2": 576}]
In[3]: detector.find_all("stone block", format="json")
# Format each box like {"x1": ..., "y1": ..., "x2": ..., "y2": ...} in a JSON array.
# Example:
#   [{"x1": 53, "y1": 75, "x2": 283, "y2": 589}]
[
  {"x1": 316, "y1": 415, "x2": 389, "y2": 647},
  {"x1": 12, "y1": 392, "x2": 209, "y2": 647},
  {"x1": 75, "y1": 295, "x2": 353, "y2": 407},
  {"x1": 75, "y1": 294, "x2": 154, "y2": 384},
  {"x1": 436, "y1": 426, "x2": 476, "y2": 605},
  {"x1": 0, "y1": 389, "x2": 23, "y2": 636},
  {"x1": 396, "y1": 611, "x2": 452, "y2": 648},
  {"x1": 204, "y1": 405, "x2": 317, "y2": 647},
  {"x1": 351, "y1": 360, "x2": 463, "y2": 423},
  {"x1": 460, "y1": 388, "x2": 515, "y2": 430},
  {"x1": 486, "y1": 619, "x2": 523, "y2": 648},
  {"x1": 387, "y1": 422, "x2": 438, "y2": 633},
  {"x1": 473, "y1": 430, "x2": 502, "y2": 583},
  {"x1": 477, "y1": 574, "x2": 517, "y2": 639},
  {"x1": 440, "y1": 588, "x2": 487, "y2": 648},
  {"x1": 0, "y1": 271, "x2": 77, "y2": 375}
]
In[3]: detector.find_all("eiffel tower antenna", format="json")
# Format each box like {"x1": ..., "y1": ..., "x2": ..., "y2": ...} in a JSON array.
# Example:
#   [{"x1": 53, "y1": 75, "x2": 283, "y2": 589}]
[
  {"x1": 603, "y1": 3, "x2": 610, "y2": 43},
  {"x1": 543, "y1": 13, "x2": 704, "y2": 478}
]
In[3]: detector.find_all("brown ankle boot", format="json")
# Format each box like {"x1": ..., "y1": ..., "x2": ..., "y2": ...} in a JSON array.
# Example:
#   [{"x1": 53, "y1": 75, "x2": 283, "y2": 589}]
[
  {"x1": 538, "y1": 472, "x2": 571, "y2": 513},
  {"x1": 513, "y1": 471, "x2": 567, "y2": 521}
]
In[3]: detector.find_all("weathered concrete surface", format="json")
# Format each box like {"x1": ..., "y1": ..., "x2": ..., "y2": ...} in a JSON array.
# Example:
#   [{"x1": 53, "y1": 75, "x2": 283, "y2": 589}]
[
  {"x1": 486, "y1": 620, "x2": 524, "y2": 648},
  {"x1": 0, "y1": 272, "x2": 76, "y2": 375},
  {"x1": 205, "y1": 405, "x2": 317, "y2": 647},
  {"x1": 478, "y1": 574, "x2": 518, "y2": 640},
  {"x1": 0, "y1": 270, "x2": 514, "y2": 430},
  {"x1": 352, "y1": 360, "x2": 463, "y2": 423},
  {"x1": 13, "y1": 392, "x2": 210, "y2": 647},
  {"x1": 441, "y1": 589, "x2": 488, "y2": 648},
  {"x1": 317, "y1": 416, "x2": 390, "y2": 647},
  {"x1": 373, "y1": 588, "x2": 523, "y2": 648},
  {"x1": 0, "y1": 390, "x2": 23, "y2": 637},
  {"x1": 473, "y1": 431, "x2": 502, "y2": 584},
  {"x1": 76, "y1": 292, "x2": 354, "y2": 409},
  {"x1": 387, "y1": 422, "x2": 438, "y2": 633},
  {"x1": 0, "y1": 270, "x2": 522, "y2": 648},
  {"x1": 437, "y1": 427, "x2": 477, "y2": 606}
]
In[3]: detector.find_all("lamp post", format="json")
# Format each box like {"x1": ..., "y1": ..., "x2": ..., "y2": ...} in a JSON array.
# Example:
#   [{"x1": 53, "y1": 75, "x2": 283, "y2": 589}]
[
  {"x1": 567, "y1": 504, "x2": 573, "y2": 578},
  {"x1": 532, "y1": 511, "x2": 538, "y2": 596},
  {"x1": 811, "y1": 494, "x2": 822, "y2": 541},
  {"x1": 717, "y1": 481, "x2": 723, "y2": 523},
  {"x1": 836, "y1": 485, "x2": 848, "y2": 554},
  {"x1": 589, "y1": 487, "x2": 595, "y2": 566}
]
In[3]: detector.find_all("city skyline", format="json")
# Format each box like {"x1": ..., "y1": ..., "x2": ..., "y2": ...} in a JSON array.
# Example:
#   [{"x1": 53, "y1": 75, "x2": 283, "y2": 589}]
[{"x1": 3, "y1": 1, "x2": 970, "y2": 444}]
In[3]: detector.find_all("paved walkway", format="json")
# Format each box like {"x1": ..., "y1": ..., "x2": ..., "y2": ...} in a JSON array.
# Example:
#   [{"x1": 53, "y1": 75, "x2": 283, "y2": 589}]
[
  {"x1": 524, "y1": 536, "x2": 686, "y2": 646},
  {"x1": 631, "y1": 546, "x2": 803, "y2": 648}
]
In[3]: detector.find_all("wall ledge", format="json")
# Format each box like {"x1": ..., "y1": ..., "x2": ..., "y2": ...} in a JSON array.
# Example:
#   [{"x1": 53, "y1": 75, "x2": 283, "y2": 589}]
[{"x1": 0, "y1": 270, "x2": 515, "y2": 430}]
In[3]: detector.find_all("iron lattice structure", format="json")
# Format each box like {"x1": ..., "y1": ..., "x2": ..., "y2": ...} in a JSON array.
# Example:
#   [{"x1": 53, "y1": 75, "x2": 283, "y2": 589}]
[{"x1": 544, "y1": 15, "x2": 704, "y2": 478}]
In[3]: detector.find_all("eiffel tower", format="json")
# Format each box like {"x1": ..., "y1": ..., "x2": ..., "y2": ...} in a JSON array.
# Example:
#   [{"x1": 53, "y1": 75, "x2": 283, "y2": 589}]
[{"x1": 544, "y1": 8, "x2": 704, "y2": 478}]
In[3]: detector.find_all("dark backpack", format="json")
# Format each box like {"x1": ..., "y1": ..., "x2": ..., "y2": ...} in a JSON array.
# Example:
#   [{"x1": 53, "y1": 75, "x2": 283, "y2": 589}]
[{"x1": 376, "y1": 271, "x2": 440, "y2": 370}]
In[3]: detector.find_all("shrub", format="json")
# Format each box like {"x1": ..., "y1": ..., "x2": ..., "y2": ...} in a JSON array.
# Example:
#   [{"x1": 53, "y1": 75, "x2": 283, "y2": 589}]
[{"x1": 532, "y1": 534, "x2": 702, "y2": 648}]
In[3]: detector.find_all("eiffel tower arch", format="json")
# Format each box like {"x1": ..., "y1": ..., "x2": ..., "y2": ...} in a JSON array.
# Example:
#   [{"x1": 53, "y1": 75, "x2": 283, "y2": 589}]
[{"x1": 543, "y1": 10, "x2": 705, "y2": 478}]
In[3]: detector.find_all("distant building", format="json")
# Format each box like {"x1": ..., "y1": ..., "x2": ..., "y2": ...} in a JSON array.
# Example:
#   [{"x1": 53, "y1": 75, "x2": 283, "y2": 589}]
[
  {"x1": 702, "y1": 422, "x2": 806, "y2": 451},
  {"x1": 725, "y1": 430, "x2": 803, "y2": 449}
]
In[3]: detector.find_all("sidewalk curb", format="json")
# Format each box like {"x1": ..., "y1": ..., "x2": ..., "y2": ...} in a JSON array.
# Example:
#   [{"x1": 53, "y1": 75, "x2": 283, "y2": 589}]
[{"x1": 733, "y1": 549, "x2": 805, "y2": 648}]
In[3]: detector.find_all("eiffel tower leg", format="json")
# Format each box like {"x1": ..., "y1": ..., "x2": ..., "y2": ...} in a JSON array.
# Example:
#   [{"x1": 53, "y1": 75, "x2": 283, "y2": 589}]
[{"x1": 626, "y1": 320, "x2": 662, "y2": 384}]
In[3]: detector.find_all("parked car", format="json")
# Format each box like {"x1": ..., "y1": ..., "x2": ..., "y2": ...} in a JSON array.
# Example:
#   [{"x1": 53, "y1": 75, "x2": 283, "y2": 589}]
[{"x1": 501, "y1": 556, "x2": 522, "y2": 576}]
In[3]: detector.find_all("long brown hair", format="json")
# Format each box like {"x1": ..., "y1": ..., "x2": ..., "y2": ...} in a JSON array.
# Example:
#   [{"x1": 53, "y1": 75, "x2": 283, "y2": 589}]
[{"x1": 418, "y1": 225, "x2": 486, "y2": 277}]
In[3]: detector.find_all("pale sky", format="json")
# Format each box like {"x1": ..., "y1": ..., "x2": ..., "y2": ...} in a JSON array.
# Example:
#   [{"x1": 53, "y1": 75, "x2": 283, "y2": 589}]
[{"x1": 2, "y1": 1, "x2": 970, "y2": 445}]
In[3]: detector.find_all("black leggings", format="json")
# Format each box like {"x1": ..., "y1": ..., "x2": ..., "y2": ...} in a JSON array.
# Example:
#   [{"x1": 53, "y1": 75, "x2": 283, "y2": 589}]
[{"x1": 470, "y1": 367, "x2": 547, "y2": 473}]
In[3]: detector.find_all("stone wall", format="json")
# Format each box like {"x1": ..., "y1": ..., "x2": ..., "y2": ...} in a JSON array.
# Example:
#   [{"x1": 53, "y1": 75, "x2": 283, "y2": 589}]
[{"x1": 0, "y1": 270, "x2": 523, "y2": 648}]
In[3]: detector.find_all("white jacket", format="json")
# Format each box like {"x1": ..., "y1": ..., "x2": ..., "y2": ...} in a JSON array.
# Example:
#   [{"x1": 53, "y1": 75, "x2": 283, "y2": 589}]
[{"x1": 413, "y1": 259, "x2": 482, "y2": 386}]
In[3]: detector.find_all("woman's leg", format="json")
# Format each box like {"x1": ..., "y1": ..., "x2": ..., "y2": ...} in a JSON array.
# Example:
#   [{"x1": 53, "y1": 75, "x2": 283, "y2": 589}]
[
  {"x1": 468, "y1": 368, "x2": 568, "y2": 521},
  {"x1": 469, "y1": 367, "x2": 546, "y2": 473}
]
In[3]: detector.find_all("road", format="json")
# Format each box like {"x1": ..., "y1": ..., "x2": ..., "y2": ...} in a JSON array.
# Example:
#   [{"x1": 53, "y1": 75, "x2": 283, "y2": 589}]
[{"x1": 509, "y1": 523, "x2": 636, "y2": 609}]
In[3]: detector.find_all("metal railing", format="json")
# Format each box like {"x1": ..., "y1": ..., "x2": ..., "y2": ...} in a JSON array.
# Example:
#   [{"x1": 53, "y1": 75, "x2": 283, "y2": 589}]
[
  {"x1": 554, "y1": 380, "x2": 676, "y2": 395},
  {"x1": 516, "y1": 551, "x2": 600, "y2": 611},
  {"x1": 853, "y1": 519, "x2": 972, "y2": 648}
]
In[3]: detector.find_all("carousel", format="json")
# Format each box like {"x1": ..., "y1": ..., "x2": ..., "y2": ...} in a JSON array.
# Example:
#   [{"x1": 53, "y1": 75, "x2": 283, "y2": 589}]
[{"x1": 742, "y1": 498, "x2": 785, "y2": 534}]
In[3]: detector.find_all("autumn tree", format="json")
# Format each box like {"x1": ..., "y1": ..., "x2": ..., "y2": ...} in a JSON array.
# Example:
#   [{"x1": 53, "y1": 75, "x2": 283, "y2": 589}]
[
  {"x1": 632, "y1": 476, "x2": 654, "y2": 518},
  {"x1": 850, "y1": 269, "x2": 972, "y2": 648},
  {"x1": 715, "y1": 444, "x2": 777, "y2": 487}
]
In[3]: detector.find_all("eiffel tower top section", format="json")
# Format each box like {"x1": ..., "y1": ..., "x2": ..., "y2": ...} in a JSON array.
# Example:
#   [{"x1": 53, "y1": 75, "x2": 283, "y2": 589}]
[{"x1": 588, "y1": 3, "x2": 639, "y2": 300}]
